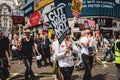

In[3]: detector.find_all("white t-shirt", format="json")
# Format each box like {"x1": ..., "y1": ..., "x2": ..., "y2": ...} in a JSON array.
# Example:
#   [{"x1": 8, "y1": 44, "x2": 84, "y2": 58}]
[
  {"x1": 103, "y1": 38, "x2": 109, "y2": 49},
  {"x1": 80, "y1": 36, "x2": 89, "y2": 55},
  {"x1": 51, "y1": 40, "x2": 59, "y2": 61},
  {"x1": 56, "y1": 40, "x2": 74, "y2": 67}
]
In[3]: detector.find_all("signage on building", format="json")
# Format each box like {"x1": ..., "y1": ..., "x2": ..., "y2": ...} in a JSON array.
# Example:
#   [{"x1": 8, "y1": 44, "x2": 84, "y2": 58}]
[
  {"x1": 34, "y1": 0, "x2": 54, "y2": 11},
  {"x1": 55, "y1": 0, "x2": 120, "y2": 18},
  {"x1": 55, "y1": 0, "x2": 73, "y2": 18},
  {"x1": 81, "y1": 0, "x2": 120, "y2": 18},
  {"x1": 12, "y1": 9, "x2": 24, "y2": 17},
  {"x1": 29, "y1": 11, "x2": 41, "y2": 26},
  {"x1": 22, "y1": 1, "x2": 34, "y2": 16},
  {"x1": 71, "y1": 0, "x2": 82, "y2": 18},
  {"x1": 94, "y1": 18, "x2": 112, "y2": 27},
  {"x1": 12, "y1": 16, "x2": 25, "y2": 25},
  {"x1": 47, "y1": 3, "x2": 70, "y2": 44}
]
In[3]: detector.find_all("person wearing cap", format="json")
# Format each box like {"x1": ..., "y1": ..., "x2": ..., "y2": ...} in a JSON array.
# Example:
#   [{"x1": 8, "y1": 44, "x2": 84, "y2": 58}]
[
  {"x1": 0, "y1": 28, "x2": 11, "y2": 79},
  {"x1": 21, "y1": 29, "x2": 35, "y2": 80},
  {"x1": 80, "y1": 29, "x2": 95, "y2": 80}
]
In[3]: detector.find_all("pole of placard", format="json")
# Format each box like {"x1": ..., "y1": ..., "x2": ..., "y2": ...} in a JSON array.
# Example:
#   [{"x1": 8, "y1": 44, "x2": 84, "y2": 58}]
[
  {"x1": 18, "y1": 24, "x2": 21, "y2": 40},
  {"x1": 71, "y1": 16, "x2": 77, "y2": 41}
]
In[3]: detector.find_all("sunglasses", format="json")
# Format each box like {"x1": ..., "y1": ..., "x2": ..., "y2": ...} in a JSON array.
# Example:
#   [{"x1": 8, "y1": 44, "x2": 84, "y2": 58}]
[{"x1": 85, "y1": 32, "x2": 90, "y2": 34}]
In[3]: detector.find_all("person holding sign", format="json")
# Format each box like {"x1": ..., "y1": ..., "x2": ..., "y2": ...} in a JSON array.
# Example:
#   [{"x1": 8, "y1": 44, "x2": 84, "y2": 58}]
[
  {"x1": 80, "y1": 29, "x2": 95, "y2": 80},
  {"x1": 55, "y1": 33, "x2": 74, "y2": 80}
]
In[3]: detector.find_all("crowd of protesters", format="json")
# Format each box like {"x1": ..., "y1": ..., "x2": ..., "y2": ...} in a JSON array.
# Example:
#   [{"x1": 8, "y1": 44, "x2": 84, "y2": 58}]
[{"x1": 0, "y1": 27, "x2": 120, "y2": 80}]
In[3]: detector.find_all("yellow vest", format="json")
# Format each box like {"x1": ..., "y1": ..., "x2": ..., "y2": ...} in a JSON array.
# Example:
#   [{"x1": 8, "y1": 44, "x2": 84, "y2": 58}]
[{"x1": 115, "y1": 39, "x2": 120, "y2": 64}]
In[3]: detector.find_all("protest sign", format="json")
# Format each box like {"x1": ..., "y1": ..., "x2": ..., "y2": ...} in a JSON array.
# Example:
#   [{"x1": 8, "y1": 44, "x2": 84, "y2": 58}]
[
  {"x1": 47, "y1": 3, "x2": 70, "y2": 44},
  {"x1": 71, "y1": 0, "x2": 82, "y2": 18}
]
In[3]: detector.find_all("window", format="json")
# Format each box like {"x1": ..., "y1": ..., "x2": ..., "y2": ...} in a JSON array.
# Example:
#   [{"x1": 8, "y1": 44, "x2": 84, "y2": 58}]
[
  {"x1": 9, "y1": 24, "x2": 11, "y2": 27},
  {"x1": 4, "y1": 23, "x2": 7, "y2": 27}
]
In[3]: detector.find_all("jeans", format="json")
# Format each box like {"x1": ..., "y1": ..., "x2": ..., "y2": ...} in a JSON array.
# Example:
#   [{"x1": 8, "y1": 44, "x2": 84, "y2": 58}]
[
  {"x1": 60, "y1": 66, "x2": 74, "y2": 80},
  {"x1": 103, "y1": 48, "x2": 114, "y2": 62},
  {"x1": 76, "y1": 53, "x2": 83, "y2": 68},
  {"x1": 82, "y1": 54, "x2": 93, "y2": 80},
  {"x1": 24, "y1": 56, "x2": 35, "y2": 80}
]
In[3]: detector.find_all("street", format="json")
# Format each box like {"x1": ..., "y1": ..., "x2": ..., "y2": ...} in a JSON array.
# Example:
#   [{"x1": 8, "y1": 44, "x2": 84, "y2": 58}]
[{"x1": 8, "y1": 48, "x2": 117, "y2": 80}]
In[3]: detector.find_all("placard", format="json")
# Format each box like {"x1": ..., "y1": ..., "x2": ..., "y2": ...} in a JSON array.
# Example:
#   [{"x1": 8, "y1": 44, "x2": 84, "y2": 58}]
[{"x1": 47, "y1": 3, "x2": 70, "y2": 44}]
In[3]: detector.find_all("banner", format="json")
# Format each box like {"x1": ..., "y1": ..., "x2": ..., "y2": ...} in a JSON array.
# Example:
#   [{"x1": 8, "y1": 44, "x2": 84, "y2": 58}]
[
  {"x1": 71, "y1": 0, "x2": 82, "y2": 18},
  {"x1": 34, "y1": 0, "x2": 54, "y2": 11},
  {"x1": 47, "y1": 3, "x2": 70, "y2": 44},
  {"x1": 87, "y1": 20, "x2": 96, "y2": 28}
]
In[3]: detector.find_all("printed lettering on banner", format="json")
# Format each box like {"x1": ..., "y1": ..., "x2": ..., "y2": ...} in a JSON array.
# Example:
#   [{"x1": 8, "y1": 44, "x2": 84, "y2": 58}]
[{"x1": 47, "y1": 3, "x2": 70, "y2": 44}]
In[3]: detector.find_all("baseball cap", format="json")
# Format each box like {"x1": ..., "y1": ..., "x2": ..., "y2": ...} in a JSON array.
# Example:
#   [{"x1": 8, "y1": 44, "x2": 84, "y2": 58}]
[{"x1": 84, "y1": 29, "x2": 91, "y2": 34}]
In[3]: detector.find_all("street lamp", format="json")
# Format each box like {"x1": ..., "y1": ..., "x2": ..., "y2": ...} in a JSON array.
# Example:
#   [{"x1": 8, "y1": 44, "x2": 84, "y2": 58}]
[{"x1": 13, "y1": 0, "x2": 22, "y2": 39}]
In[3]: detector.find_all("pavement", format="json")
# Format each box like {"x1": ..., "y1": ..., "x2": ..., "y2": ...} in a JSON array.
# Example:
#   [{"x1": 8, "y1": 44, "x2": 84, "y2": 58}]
[{"x1": 7, "y1": 48, "x2": 117, "y2": 80}]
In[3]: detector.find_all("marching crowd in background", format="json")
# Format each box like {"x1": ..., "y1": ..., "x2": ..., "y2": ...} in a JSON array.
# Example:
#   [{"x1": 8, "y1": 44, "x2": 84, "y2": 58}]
[{"x1": 0, "y1": 27, "x2": 120, "y2": 80}]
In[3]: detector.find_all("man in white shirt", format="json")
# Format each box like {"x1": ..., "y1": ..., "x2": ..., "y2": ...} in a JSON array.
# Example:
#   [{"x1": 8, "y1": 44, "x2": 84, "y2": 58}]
[
  {"x1": 80, "y1": 29, "x2": 94, "y2": 80},
  {"x1": 55, "y1": 34, "x2": 74, "y2": 80}
]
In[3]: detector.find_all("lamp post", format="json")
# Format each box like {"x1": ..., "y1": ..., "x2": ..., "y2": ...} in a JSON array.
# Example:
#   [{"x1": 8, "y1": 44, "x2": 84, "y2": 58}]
[{"x1": 13, "y1": 0, "x2": 22, "y2": 39}]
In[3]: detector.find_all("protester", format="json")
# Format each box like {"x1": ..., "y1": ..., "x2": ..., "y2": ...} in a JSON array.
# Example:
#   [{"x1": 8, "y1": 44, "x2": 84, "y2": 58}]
[
  {"x1": 0, "y1": 28, "x2": 11, "y2": 79},
  {"x1": 72, "y1": 33, "x2": 83, "y2": 71},
  {"x1": 21, "y1": 29, "x2": 35, "y2": 80},
  {"x1": 34, "y1": 34, "x2": 43, "y2": 68},
  {"x1": 40, "y1": 33, "x2": 47, "y2": 66},
  {"x1": 17, "y1": 39, "x2": 23, "y2": 64},
  {"x1": 51, "y1": 34, "x2": 63, "y2": 80},
  {"x1": 11, "y1": 34, "x2": 18, "y2": 59},
  {"x1": 114, "y1": 31, "x2": 120, "y2": 80},
  {"x1": 80, "y1": 29, "x2": 96, "y2": 80},
  {"x1": 55, "y1": 33, "x2": 74, "y2": 80},
  {"x1": 102, "y1": 34, "x2": 114, "y2": 63},
  {"x1": 43, "y1": 34, "x2": 51, "y2": 66}
]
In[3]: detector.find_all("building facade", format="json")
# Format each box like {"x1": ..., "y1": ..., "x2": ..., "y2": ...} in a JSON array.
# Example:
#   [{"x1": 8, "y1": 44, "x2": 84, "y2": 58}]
[{"x1": 0, "y1": 0, "x2": 16, "y2": 34}]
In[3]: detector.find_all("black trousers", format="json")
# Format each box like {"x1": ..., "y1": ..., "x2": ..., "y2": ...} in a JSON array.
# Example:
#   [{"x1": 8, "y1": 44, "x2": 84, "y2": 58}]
[
  {"x1": 24, "y1": 56, "x2": 35, "y2": 80},
  {"x1": 43, "y1": 48, "x2": 51, "y2": 64},
  {"x1": 0, "y1": 58, "x2": 10, "y2": 80},
  {"x1": 82, "y1": 54, "x2": 94, "y2": 80},
  {"x1": 60, "y1": 66, "x2": 74, "y2": 80}
]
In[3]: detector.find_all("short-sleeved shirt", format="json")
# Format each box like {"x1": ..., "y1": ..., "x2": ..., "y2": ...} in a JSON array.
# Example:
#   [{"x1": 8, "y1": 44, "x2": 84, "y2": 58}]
[
  {"x1": 22, "y1": 38, "x2": 34, "y2": 57},
  {"x1": 103, "y1": 38, "x2": 110, "y2": 49},
  {"x1": 34, "y1": 38, "x2": 42, "y2": 50},
  {"x1": 0, "y1": 36, "x2": 9, "y2": 58}
]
